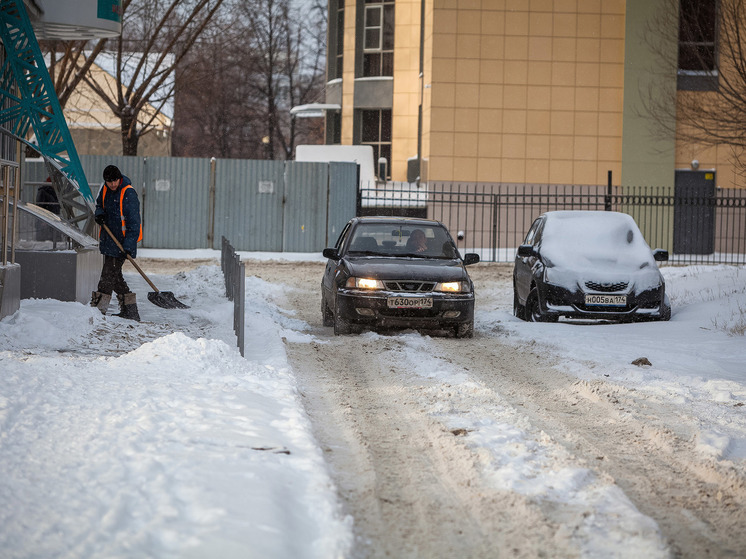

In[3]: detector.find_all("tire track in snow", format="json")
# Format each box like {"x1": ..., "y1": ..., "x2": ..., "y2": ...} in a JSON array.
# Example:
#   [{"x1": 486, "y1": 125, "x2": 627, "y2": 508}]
[
  {"x1": 288, "y1": 336, "x2": 568, "y2": 559},
  {"x1": 419, "y1": 333, "x2": 746, "y2": 558}
]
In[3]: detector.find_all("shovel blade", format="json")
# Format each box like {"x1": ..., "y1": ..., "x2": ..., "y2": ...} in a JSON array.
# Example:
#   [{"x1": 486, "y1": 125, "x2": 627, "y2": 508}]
[{"x1": 148, "y1": 291, "x2": 190, "y2": 309}]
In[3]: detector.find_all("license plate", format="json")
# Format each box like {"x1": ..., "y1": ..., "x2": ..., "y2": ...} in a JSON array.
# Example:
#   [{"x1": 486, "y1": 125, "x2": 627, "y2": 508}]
[
  {"x1": 585, "y1": 294, "x2": 627, "y2": 306},
  {"x1": 387, "y1": 297, "x2": 433, "y2": 309}
]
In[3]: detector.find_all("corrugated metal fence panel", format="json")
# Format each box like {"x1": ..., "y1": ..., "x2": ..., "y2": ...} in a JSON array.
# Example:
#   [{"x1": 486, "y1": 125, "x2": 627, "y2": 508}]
[
  {"x1": 327, "y1": 162, "x2": 358, "y2": 246},
  {"x1": 21, "y1": 160, "x2": 48, "y2": 202},
  {"x1": 23, "y1": 155, "x2": 144, "y2": 207},
  {"x1": 283, "y1": 162, "x2": 329, "y2": 252},
  {"x1": 214, "y1": 159, "x2": 285, "y2": 251},
  {"x1": 141, "y1": 157, "x2": 211, "y2": 249},
  {"x1": 81, "y1": 155, "x2": 145, "y2": 200},
  {"x1": 22, "y1": 157, "x2": 358, "y2": 251}
]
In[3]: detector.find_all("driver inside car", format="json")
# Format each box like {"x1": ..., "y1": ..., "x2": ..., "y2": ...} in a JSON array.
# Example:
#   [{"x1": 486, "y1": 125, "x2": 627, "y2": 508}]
[{"x1": 407, "y1": 229, "x2": 428, "y2": 253}]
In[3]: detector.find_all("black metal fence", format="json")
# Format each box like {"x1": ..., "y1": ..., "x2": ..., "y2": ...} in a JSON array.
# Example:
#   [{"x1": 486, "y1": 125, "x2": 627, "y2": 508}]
[
  {"x1": 221, "y1": 236, "x2": 245, "y2": 357},
  {"x1": 359, "y1": 182, "x2": 746, "y2": 265}
]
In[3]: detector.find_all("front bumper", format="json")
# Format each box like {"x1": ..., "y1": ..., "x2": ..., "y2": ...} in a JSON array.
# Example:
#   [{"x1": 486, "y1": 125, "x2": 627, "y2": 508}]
[
  {"x1": 336, "y1": 288, "x2": 475, "y2": 329},
  {"x1": 539, "y1": 283, "x2": 667, "y2": 320}
]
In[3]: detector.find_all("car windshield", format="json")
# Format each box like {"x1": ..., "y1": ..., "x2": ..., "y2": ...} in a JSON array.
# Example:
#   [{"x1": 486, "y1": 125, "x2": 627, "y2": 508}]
[
  {"x1": 540, "y1": 212, "x2": 656, "y2": 270},
  {"x1": 347, "y1": 223, "x2": 458, "y2": 259}
]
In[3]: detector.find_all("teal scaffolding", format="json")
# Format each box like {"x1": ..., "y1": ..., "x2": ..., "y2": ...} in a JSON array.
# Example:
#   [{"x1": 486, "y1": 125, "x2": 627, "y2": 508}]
[{"x1": 0, "y1": 0, "x2": 95, "y2": 233}]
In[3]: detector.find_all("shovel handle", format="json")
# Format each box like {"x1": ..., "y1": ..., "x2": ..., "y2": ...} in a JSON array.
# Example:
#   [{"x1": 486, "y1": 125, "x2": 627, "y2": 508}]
[{"x1": 100, "y1": 222, "x2": 160, "y2": 293}]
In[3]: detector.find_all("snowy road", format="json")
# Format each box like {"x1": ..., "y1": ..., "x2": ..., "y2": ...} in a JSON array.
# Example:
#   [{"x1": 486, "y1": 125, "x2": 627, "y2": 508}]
[
  {"x1": 2, "y1": 255, "x2": 744, "y2": 559},
  {"x1": 270, "y1": 261, "x2": 746, "y2": 559}
]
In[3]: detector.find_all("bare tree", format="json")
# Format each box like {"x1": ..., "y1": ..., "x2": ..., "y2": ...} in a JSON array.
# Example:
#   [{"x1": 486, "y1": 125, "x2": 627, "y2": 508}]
[
  {"x1": 644, "y1": 0, "x2": 746, "y2": 173},
  {"x1": 173, "y1": 0, "x2": 326, "y2": 159},
  {"x1": 240, "y1": 0, "x2": 326, "y2": 160},
  {"x1": 73, "y1": 0, "x2": 225, "y2": 155},
  {"x1": 172, "y1": 15, "x2": 263, "y2": 158},
  {"x1": 41, "y1": 38, "x2": 109, "y2": 110}
]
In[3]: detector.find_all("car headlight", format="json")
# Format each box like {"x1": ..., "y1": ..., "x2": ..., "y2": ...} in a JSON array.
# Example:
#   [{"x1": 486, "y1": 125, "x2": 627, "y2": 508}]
[
  {"x1": 345, "y1": 277, "x2": 384, "y2": 289},
  {"x1": 543, "y1": 267, "x2": 574, "y2": 288},
  {"x1": 435, "y1": 281, "x2": 466, "y2": 293}
]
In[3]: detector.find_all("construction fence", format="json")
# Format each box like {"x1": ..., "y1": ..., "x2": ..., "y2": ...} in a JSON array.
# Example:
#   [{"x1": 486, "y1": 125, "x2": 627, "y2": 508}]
[
  {"x1": 22, "y1": 155, "x2": 359, "y2": 253},
  {"x1": 19, "y1": 155, "x2": 746, "y2": 265}
]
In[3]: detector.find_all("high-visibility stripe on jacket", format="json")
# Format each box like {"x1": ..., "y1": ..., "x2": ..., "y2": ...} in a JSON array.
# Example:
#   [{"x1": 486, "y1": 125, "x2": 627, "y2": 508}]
[{"x1": 102, "y1": 184, "x2": 143, "y2": 242}]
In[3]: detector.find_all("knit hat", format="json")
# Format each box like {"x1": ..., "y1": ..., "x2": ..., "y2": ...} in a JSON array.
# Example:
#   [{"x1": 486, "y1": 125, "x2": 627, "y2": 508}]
[{"x1": 103, "y1": 165, "x2": 123, "y2": 182}]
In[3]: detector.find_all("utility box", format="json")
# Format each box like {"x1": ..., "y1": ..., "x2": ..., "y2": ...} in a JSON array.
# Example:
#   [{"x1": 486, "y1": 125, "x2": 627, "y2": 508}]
[{"x1": 674, "y1": 170, "x2": 716, "y2": 255}]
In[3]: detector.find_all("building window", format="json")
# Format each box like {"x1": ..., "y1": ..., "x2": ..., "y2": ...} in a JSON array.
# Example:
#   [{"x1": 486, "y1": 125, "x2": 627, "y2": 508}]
[
  {"x1": 361, "y1": 109, "x2": 391, "y2": 179},
  {"x1": 327, "y1": 111, "x2": 342, "y2": 144},
  {"x1": 363, "y1": 0, "x2": 394, "y2": 77},
  {"x1": 678, "y1": 0, "x2": 718, "y2": 90}
]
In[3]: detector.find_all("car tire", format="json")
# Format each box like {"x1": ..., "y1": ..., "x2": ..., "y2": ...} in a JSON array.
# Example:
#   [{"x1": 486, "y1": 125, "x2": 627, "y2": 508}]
[
  {"x1": 659, "y1": 294, "x2": 672, "y2": 321},
  {"x1": 513, "y1": 289, "x2": 527, "y2": 321},
  {"x1": 526, "y1": 287, "x2": 557, "y2": 323},
  {"x1": 333, "y1": 299, "x2": 352, "y2": 335},
  {"x1": 321, "y1": 292, "x2": 334, "y2": 327},
  {"x1": 455, "y1": 320, "x2": 474, "y2": 338}
]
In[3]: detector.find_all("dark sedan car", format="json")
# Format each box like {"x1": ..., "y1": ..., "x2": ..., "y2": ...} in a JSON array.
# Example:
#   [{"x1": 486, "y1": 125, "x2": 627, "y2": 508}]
[
  {"x1": 321, "y1": 216, "x2": 480, "y2": 337},
  {"x1": 513, "y1": 211, "x2": 671, "y2": 322}
]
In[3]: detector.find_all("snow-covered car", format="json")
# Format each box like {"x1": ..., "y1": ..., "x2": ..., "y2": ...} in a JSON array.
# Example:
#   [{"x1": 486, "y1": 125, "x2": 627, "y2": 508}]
[
  {"x1": 513, "y1": 210, "x2": 671, "y2": 322},
  {"x1": 321, "y1": 216, "x2": 480, "y2": 337}
]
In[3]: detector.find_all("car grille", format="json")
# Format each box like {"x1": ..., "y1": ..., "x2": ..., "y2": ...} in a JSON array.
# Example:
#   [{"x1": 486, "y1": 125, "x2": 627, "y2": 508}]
[
  {"x1": 585, "y1": 281, "x2": 628, "y2": 292},
  {"x1": 384, "y1": 280, "x2": 436, "y2": 292}
]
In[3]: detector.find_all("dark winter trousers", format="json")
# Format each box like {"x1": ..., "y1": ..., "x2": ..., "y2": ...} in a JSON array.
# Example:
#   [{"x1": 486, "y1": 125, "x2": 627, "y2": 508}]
[{"x1": 97, "y1": 255, "x2": 132, "y2": 296}]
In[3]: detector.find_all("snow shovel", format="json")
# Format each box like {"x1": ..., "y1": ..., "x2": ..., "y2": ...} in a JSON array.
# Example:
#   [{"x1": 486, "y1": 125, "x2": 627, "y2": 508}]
[{"x1": 100, "y1": 223, "x2": 190, "y2": 309}]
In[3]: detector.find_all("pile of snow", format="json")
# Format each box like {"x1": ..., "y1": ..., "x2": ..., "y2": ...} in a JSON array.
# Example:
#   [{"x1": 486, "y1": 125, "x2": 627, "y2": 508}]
[{"x1": 0, "y1": 263, "x2": 351, "y2": 559}]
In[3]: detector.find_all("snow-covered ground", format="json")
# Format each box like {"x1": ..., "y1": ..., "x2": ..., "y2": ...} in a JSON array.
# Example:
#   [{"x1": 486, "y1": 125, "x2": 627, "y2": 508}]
[
  {"x1": 1, "y1": 250, "x2": 744, "y2": 558},
  {"x1": 479, "y1": 263, "x2": 746, "y2": 461}
]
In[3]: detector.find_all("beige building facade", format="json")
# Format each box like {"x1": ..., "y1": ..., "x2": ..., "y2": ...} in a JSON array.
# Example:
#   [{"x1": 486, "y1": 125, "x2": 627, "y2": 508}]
[{"x1": 325, "y1": 0, "x2": 742, "y2": 189}]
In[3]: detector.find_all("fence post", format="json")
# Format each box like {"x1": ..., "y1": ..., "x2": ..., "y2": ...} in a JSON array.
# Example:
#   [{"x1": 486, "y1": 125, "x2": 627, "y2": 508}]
[
  {"x1": 237, "y1": 261, "x2": 245, "y2": 357},
  {"x1": 491, "y1": 192, "x2": 498, "y2": 262},
  {"x1": 605, "y1": 170, "x2": 612, "y2": 211},
  {"x1": 220, "y1": 235, "x2": 246, "y2": 357},
  {"x1": 208, "y1": 157, "x2": 217, "y2": 248}
]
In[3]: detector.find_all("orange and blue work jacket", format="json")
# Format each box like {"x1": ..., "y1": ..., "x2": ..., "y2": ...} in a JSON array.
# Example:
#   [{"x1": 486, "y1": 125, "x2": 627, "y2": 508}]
[{"x1": 94, "y1": 174, "x2": 142, "y2": 258}]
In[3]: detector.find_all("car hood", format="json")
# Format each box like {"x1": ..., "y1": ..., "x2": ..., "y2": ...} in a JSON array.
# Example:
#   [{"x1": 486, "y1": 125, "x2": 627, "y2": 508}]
[{"x1": 344, "y1": 256, "x2": 469, "y2": 282}]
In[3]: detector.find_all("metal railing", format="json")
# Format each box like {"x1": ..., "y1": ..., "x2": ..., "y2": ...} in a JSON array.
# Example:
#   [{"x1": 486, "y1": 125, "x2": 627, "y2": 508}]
[
  {"x1": 1, "y1": 157, "x2": 20, "y2": 265},
  {"x1": 359, "y1": 182, "x2": 746, "y2": 265},
  {"x1": 220, "y1": 236, "x2": 245, "y2": 357}
]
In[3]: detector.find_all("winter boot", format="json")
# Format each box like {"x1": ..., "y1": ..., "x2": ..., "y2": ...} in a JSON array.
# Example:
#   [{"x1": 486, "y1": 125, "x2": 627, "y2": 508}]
[
  {"x1": 114, "y1": 293, "x2": 141, "y2": 322},
  {"x1": 90, "y1": 291, "x2": 112, "y2": 315}
]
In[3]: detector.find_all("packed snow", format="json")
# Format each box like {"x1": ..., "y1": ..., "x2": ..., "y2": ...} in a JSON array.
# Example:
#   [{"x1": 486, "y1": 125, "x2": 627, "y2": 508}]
[{"x1": 0, "y1": 248, "x2": 744, "y2": 558}]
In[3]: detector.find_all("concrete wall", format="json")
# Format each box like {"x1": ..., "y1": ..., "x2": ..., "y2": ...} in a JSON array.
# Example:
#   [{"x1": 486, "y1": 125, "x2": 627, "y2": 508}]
[
  {"x1": 14, "y1": 248, "x2": 101, "y2": 303},
  {"x1": 0, "y1": 264, "x2": 21, "y2": 319}
]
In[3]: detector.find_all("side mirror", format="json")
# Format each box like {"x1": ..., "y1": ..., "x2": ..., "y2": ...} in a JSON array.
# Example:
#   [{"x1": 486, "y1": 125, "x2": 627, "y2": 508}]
[
  {"x1": 322, "y1": 247, "x2": 340, "y2": 260},
  {"x1": 652, "y1": 249, "x2": 669, "y2": 262},
  {"x1": 463, "y1": 253, "x2": 480, "y2": 265},
  {"x1": 517, "y1": 244, "x2": 536, "y2": 258}
]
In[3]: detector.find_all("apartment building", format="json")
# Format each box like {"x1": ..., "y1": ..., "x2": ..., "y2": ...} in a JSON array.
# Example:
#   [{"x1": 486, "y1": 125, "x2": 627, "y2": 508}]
[{"x1": 324, "y1": 0, "x2": 738, "y2": 189}]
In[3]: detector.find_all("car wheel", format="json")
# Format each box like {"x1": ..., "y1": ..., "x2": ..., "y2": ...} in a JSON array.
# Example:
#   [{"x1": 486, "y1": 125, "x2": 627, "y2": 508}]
[
  {"x1": 333, "y1": 300, "x2": 352, "y2": 335},
  {"x1": 513, "y1": 289, "x2": 527, "y2": 321},
  {"x1": 321, "y1": 292, "x2": 334, "y2": 327},
  {"x1": 455, "y1": 320, "x2": 474, "y2": 338},
  {"x1": 526, "y1": 287, "x2": 557, "y2": 322},
  {"x1": 658, "y1": 294, "x2": 672, "y2": 321}
]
